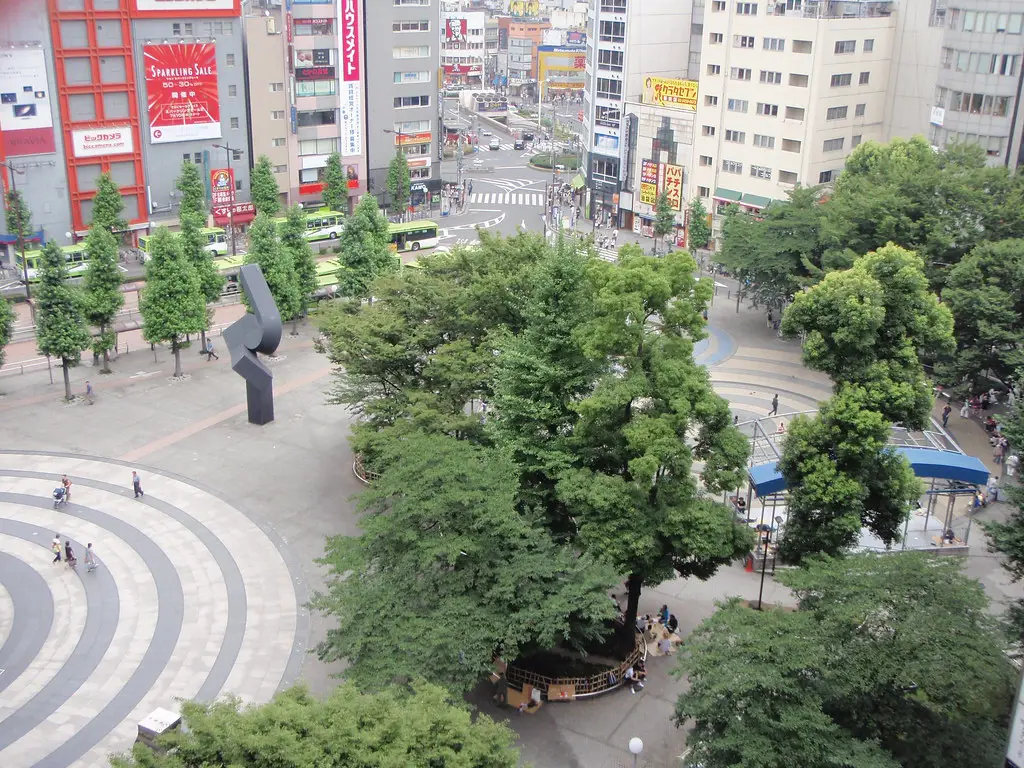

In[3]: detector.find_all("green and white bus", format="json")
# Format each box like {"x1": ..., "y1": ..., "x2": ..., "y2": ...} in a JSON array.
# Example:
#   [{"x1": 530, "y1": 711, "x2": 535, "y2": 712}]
[
  {"x1": 388, "y1": 220, "x2": 440, "y2": 252},
  {"x1": 16, "y1": 243, "x2": 90, "y2": 280},
  {"x1": 273, "y1": 209, "x2": 346, "y2": 243},
  {"x1": 138, "y1": 227, "x2": 228, "y2": 256}
]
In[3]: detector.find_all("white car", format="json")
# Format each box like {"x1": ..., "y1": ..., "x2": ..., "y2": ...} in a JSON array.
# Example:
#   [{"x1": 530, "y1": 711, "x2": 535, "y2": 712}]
[{"x1": 482, "y1": 129, "x2": 493, "y2": 136}]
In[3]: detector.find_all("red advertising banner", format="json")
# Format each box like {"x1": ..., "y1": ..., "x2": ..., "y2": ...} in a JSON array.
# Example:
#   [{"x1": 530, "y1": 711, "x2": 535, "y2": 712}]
[
  {"x1": 210, "y1": 168, "x2": 234, "y2": 206},
  {"x1": 130, "y1": 0, "x2": 239, "y2": 18},
  {"x1": 212, "y1": 201, "x2": 255, "y2": 226},
  {"x1": 663, "y1": 163, "x2": 683, "y2": 211},
  {"x1": 445, "y1": 18, "x2": 468, "y2": 42},
  {"x1": 143, "y1": 44, "x2": 221, "y2": 145},
  {"x1": 339, "y1": 0, "x2": 361, "y2": 83}
]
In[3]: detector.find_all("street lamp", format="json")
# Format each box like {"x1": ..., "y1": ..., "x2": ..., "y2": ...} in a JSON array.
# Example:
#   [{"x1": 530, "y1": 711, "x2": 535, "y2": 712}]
[
  {"x1": 628, "y1": 736, "x2": 644, "y2": 768},
  {"x1": 2, "y1": 160, "x2": 30, "y2": 309},
  {"x1": 212, "y1": 143, "x2": 243, "y2": 256}
]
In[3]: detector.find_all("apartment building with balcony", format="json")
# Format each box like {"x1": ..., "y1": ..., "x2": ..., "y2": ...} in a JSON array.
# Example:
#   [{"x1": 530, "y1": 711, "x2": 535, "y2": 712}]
[{"x1": 690, "y1": 0, "x2": 896, "y2": 249}]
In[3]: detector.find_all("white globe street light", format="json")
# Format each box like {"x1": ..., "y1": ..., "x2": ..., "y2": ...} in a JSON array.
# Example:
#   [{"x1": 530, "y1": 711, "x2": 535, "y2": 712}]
[{"x1": 629, "y1": 736, "x2": 644, "y2": 768}]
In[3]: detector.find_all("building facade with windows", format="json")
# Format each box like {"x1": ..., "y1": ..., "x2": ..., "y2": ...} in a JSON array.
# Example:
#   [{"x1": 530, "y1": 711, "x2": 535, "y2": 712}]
[
  {"x1": 689, "y1": 0, "x2": 896, "y2": 249},
  {"x1": 441, "y1": 10, "x2": 486, "y2": 89},
  {"x1": 581, "y1": 0, "x2": 702, "y2": 226},
  {"x1": 364, "y1": 0, "x2": 440, "y2": 210}
]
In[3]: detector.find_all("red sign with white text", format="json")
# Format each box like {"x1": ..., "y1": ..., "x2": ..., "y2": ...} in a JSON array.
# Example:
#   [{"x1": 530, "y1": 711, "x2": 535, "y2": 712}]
[
  {"x1": 339, "y1": 0, "x2": 361, "y2": 82},
  {"x1": 212, "y1": 201, "x2": 255, "y2": 226},
  {"x1": 143, "y1": 44, "x2": 221, "y2": 145},
  {"x1": 210, "y1": 168, "x2": 234, "y2": 205}
]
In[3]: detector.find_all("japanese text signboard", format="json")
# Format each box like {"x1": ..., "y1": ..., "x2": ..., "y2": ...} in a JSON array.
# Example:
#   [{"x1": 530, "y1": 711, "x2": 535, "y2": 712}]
[
  {"x1": 663, "y1": 163, "x2": 683, "y2": 211},
  {"x1": 143, "y1": 44, "x2": 221, "y2": 144},
  {"x1": 338, "y1": 0, "x2": 363, "y2": 159},
  {"x1": 641, "y1": 76, "x2": 699, "y2": 112},
  {"x1": 639, "y1": 160, "x2": 658, "y2": 207},
  {"x1": 210, "y1": 168, "x2": 235, "y2": 205}
]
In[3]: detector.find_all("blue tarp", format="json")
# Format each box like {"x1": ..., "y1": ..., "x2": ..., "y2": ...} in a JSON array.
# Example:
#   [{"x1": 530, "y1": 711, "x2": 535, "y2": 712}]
[
  {"x1": 0, "y1": 230, "x2": 44, "y2": 245},
  {"x1": 748, "y1": 447, "x2": 991, "y2": 498}
]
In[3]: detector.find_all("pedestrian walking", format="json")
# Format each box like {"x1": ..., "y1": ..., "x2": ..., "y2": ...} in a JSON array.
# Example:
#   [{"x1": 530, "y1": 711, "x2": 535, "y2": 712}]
[
  {"x1": 61, "y1": 474, "x2": 72, "y2": 503},
  {"x1": 64, "y1": 540, "x2": 76, "y2": 570},
  {"x1": 205, "y1": 339, "x2": 219, "y2": 361},
  {"x1": 52, "y1": 534, "x2": 62, "y2": 563},
  {"x1": 84, "y1": 543, "x2": 97, "y2": 572},
  {"x1": 994, "y1": 441, "x2": 1006, "y2": 465},
  {"x1": 769, "y1": 393, "x2": 779, "y2": 417},
  {"x1": 960, "y1": 400, "x2": 969, "y2": 419},
  {"x1": 132, "y1": 470, "x2": 144, "y2": 498},
  {"x1": 942, "y1": 403, "x2": 952, "y2": 428},
  {"x1": 85, "y1": 380, "x2": 94, "y2": 405}
]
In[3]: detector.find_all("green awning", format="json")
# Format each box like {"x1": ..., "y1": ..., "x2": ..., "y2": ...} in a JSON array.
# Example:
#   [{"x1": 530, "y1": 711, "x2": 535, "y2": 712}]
[
  {"x1": 741, "y1": 194, "x2": 773, "y2": 209},
  {"x1": 712, "y1": 187, "x2": 742, "y2": 202},
  {"x1": 571, "y1": 174, "x2": 586, "y2": 190}
]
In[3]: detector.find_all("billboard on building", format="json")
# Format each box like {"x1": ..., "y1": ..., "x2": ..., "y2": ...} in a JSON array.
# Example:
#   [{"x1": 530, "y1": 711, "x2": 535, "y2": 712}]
[
  {"x1": 445, "y1": 18, "x2": 468, "y2": 42},
  {"x1": 509, "y1": 0, "x2": 540, "y2": 16},
  {"x1": 338, "y1": 0, "x2": 363, "y2": 159},
  {"x1": 130, "y1": 0, "x2": 239, "y2": 16},
  {"x1": 210, "y1": 168, "x2": 235, "y2": 205},
  {"x1": 71, "y1": 126, "x2": 133, "y2": 158},
  {"x1": 566, "y1": 31, "x2": 586, "y2": 45},
  {"x1": 639, "y1": 161, "x2": 658, "y2": 206},
  {"x1": 663, "y1": 164, "x2": 683, "y2": 211},
  {"x1": 0, "y1": 49, "x2": 55, "y2": 157},
  {"x1": 143, "y1": 44, "x2": 221, "y2": 144},
  {"x1": 641, "y1": 76, "x2": 699, "y2": 112}
]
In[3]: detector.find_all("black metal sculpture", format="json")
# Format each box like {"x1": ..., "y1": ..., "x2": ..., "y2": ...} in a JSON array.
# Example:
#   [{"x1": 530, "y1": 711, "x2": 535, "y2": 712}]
[{"x1": 225, "y1": 264, "x2": 282, "y2": 425}]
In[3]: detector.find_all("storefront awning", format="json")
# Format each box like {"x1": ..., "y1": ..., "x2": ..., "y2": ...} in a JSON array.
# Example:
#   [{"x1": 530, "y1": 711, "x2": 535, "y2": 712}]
[
  {"x1": 570, "y1": 174, "x2": 585, "y2": 190},
  {"x1": 0, "y1": 230, "x2": 44, "y2": 245},
  {"x1": 712, "y1": 187, "x2": 742, "y2": 202},
  {"x1": 741, "y1": 194, "x2": 773, "y2": 210}
]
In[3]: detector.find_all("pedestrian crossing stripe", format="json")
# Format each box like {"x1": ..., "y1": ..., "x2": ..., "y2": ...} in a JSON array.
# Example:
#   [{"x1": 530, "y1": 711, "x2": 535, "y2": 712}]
[{"x1": 468, "y1": 192, "x2": 545, "y2": 207}]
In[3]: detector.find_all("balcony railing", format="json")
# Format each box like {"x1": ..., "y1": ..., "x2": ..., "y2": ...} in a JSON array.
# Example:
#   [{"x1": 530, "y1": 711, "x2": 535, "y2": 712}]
[{"x1": 770, "y1": 0, "x2": 893, "y2": 19}]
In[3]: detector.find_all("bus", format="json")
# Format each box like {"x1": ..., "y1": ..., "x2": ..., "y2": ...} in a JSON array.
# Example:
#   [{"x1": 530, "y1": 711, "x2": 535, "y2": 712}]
[
  {"x1": 16, "y1": 243, "x2": 90, "y2": 280},
  {"x1": 138, "y1": 227, "x2": 228, "y2": 256},
  {"x1": 273, "y1": 209, "x2": 346, "y2": 243},
  {"x1": 389, "y1": 220, "x2": 440, "y2": 252}
]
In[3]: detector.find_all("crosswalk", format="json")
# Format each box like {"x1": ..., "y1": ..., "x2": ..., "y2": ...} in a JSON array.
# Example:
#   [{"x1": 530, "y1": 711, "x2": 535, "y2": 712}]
[
  {"x1": 469, "y1": 191, "x2": 545, "y2": 207},
  {"x1": 596, "y1": 248, "x2": 618, "y2": 263}
]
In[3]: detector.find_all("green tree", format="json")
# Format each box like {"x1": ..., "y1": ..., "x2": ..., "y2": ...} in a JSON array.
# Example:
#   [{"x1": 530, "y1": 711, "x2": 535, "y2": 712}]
[
  {"x1": 178, "y1": 209, "x2": 224, "y2": 353},
  {"x1": 337, "y1": 193, "x2": 397, "y2": 299},
  {"x1": 5, "y1": 188, "x2": 34, "y2": 318},
  {"x1": 781, "y1": 243, "x2": 954, "y2": 428},
  {"x1": 249, "y1": 154, "x2": 281, "y2": 217},
  {"x1": 312, "y1": 431, "x2": 617, "y2": 693},
  {"x1": 386, "y1": 150, "x2": 411, "y2": 219},
  {"x1": 81, "y1": 225, "x2": 123, "y2": 373},
  {"x1": 687, "y1": 197, "x2": 711, "y2": 251},
  {"x1": 0, "y1": 297, "x2": 14, "y2": 370},
  {"x1": 675, "y1": 553, "x2": 1015, "y2": 768},
  {"x1": 939, "y1": 238, "x2": 1024, "y2": 395},
  {"x1": 981, "y1": 480, "x2": 1024, "y2": 641},
  {"x1": 35, "y1": 241, "x2": 91, "y2": 400},
  {"x1": 280, "y1": 204, "x2": 318, "y2": 327},
  {"x1": 777, "y1": 385, "x2": 922, "y2": 562},
  {"x1": 175, "y1": 160, "x2": 207, "y2": 217},
  {"x1": 321, "y1": 151, "x2": 346, "y2": 213},
  {"x1": 90, "y1": 172, "x2": 126, "y2": 234},
  {"x1": 556, "y1": 250, "x2": 753, "y2": 633},
  {"x1": 110, "y1": 681, "x2": 521, "y2": 768},
  {"x1": 243, "y1": 212, "x2": 301, "y2": 328},
  {"x1": 139, "y1": 228, "x2": 207, "y2": 378},
  {"x1": 652, "y1": 190, "x2": 676, "y2": 255}
]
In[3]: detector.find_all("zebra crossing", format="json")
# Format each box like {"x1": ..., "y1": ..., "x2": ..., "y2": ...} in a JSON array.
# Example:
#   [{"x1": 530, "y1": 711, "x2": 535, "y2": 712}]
[{"x1": 469, "y1": 191, "x2": 545, "y2": 207}]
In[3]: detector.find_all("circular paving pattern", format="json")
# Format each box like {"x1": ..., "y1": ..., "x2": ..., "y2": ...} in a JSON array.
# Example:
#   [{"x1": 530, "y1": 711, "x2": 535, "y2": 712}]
[{"x1": 0, "y1": 451, "x2": 307, "y2": 768}]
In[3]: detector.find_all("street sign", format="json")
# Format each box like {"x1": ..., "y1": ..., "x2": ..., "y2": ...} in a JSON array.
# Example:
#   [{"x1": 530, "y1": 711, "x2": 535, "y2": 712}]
[{"x1": 212, "y1": 201, "x2": 256, "y2": 226}]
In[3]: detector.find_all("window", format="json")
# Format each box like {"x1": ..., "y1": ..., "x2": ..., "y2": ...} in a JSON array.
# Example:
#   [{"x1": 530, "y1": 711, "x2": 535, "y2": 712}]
[
  {"x1": 736, "y1": 2, "x2": 758, "y2": 15},
  {"x1": 734, "y1": 35, "x2": 755, "y2": 48},
  {"x1": 792, "y1": 40, "x2": 812, "y2": 53},
  {"x1": 273, "y1": 164, "x2": 287, "y2": 173},
  {"x1": 229, "y1": 117, "x2": 239, "y2": 129},
  {"x1": 592, "y1": 158, "x2": 619, "y2": 179},
  {"x1": 763, "y1": 37, "x2": 785, "y2": 51},
  {"x1": 698, "y1": 186, "x2": 710, "y2": 198},
  {"x1": 194, "y1": 152, "x2": 202, "y2": 164},
  {"x1": 826, "y1": 105, "x2": 848, "y2": 120},
  {"x1": 297, "y1": 109, "x2": 338, "y2": 127},
  {"x1": 760, "y1": 70, "x2": 782, "y2": 84},
  {"x1": 831, "y1": 73, "x2": 852, "y2": 87},
  {"x1": 725, "y1": 129, "x2": 745, "y2": 143},
  {"x1": 757, "y1": 102, "x2": 778, "y2": 116},
  {"x1": 835, "y1": 40, "x2": 856, "y2": 54},
  {"x1": 295, "y1": 18, "x2": 334, "y2": 35},
  {"x1": 596, "y1": 77, "x2": 623, "y2": 99},
  {"x1": 753, "y1": 134, "x2": 775, "y2": 148},
  {"x1": 700, "y1": 154, "x2": 714, "y2": 166},
  {"x1": 789, "y1": 73, "x2": 809, "y2": 87},
  {"x1": 705, "y1": 95, "x2": 719, "y2": 107},
  {"x1": 852, "y1": 134, "x2": 863, "y2": 148},
  {"x1": 270, "y1": 82, "x2": 284, "y2": 92},
  {"x1": 722, "y1": 159, "x2": 743, "y2": 174},
  {"x1": 225, "y1": 53, "x2": 235, "y2": 67},
  {"x1": 818, "y1": 170, "x2": 834, "y2": 183},
  {"x1": 859, "y1": 71, "x2": 870, "y2": 85},
  {"x1": 394, "y1": 71, "x2": 431, "y2": 84},
  {"x1": 710, "y1": 32, "x2": 724, "y2": 44},
  {"x1": 392, "y1": 20, "x2": 430, "y2": 32},
  {"x1": 298, "y1": 137, "x2": 338, "y2": 155},
  {"x1": 782, "y1": 138, "x2": 801, "y2": 152},
  {"x1": 172, "y1": 23, "x2": 180, "y2": 35},
  {"x1": 863, "y1": 38, "x2": 874, "y2": 52},
  {"x1": 394, "y1": 0, "x2": 430, "y2": 5},
  {"x1": 779, "y1": 170, "x2": 798, "y2": 184},
  {"x1": 296, "y1": 79, "x2": 336, "y2": 96},
  {"x1": 730, "y1": 67, "x2": 752, "y2": 81},
  {"x1": 702, "y1": 125, "x2": 716, "y2": 136},
  {"x1": 712, "y1": 0, "x2": 727, "y2": 9},
  {"x1": 707, "y1": 64, "x2": 722, "y2": 75},
  {"x1": 785, "y1": 106, "x2": 805, "y2": 120},
  {"x1": 595, "y1": 105, "x2": 621, "y2": 127},
  {"x1": 727, "y1": 98, "x2": 748, "y2": 112},
  {"x1": 271, "y1": 110, "x2": 285, "y2": 120},
  {"x1": 272, "y1": 137, "x2": 286, "y2": 147},
  {"x1": 394, "y1": 95, "x2": 430, "y2": 108},
  {"x1": 598, "y1": 49, "x2": 625, "y2": 71},
  {"x1": 393, "y1": 45, "x2": 430, "y2": 58},
  {"x1": 410, "y1": 167, "x2": 430, "y2": 181},
  {"x1": 395, "y1": 119, "x2": 430, "y2": 133},
  {"x1": 750, "y1": 164, "x2": 772, "y2": 179},
  {"x1": 1000, "y1": 54, "x2": 1021, "y2": 76},
  {"x1": 228, "y1": 84, "x2": 237, "y2": 97},
  {"x1": 823, "y1": 137, "x2": 845, "y2": 152},
  {"x1": 855, "y1": 103, "x2": 866, "y2": 117},
  {"x1": 599, "y1": 20, "x2": 626, "y2": 43}
]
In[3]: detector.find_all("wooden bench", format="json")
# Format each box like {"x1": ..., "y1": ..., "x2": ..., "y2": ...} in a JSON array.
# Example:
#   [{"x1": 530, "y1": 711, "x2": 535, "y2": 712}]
[{"x1": 506, "y1": 683, "x2": 543, "y2": 713}]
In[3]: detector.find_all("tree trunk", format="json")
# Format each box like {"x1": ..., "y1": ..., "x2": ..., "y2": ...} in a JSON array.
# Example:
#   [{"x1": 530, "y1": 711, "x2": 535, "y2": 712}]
[
  {"x1": 200, "y1": 329, "x2": 208, "y2": 356},
  {"x1": 172, "y1": 338, "x2": 182, "y2": 377},
  {"x1": 621, "y1": 573, "x2": 644, "y2": 645},
  {"x1": 291, "y1": 315, "x2": 299, "y2": 335},
  {"x1": 100, "y1": 324, "x2": 111, "y2": 374},
  {"x1": 61, "y1": 359, "x2": 72, "y2": 401}
]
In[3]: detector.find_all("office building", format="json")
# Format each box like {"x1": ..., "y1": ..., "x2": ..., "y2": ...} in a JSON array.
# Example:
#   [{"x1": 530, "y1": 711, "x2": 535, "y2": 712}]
[{"x1": 441, "y1": 10, "x2": 486, "y2": 90}]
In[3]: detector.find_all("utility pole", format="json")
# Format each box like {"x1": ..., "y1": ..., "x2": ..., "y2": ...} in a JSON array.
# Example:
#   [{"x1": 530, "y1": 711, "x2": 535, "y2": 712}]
[
  {"x1": 212, "y1": 143, "x2": 242, "y2": 257},
  {"x1": 2, "y1": 159, "x2": 30, "y2": 308}
]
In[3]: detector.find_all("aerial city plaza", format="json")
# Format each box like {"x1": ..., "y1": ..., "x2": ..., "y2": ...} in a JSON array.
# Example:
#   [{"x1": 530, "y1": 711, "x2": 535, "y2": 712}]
[{"x1": 3, "y1": 0, "x2": 1024, "y2": 766}]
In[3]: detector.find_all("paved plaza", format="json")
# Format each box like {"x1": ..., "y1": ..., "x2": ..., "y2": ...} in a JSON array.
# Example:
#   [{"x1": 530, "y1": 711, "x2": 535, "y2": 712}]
[{"x1": 0, "y1": 275, "x2": 1019, "y2": 768}]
